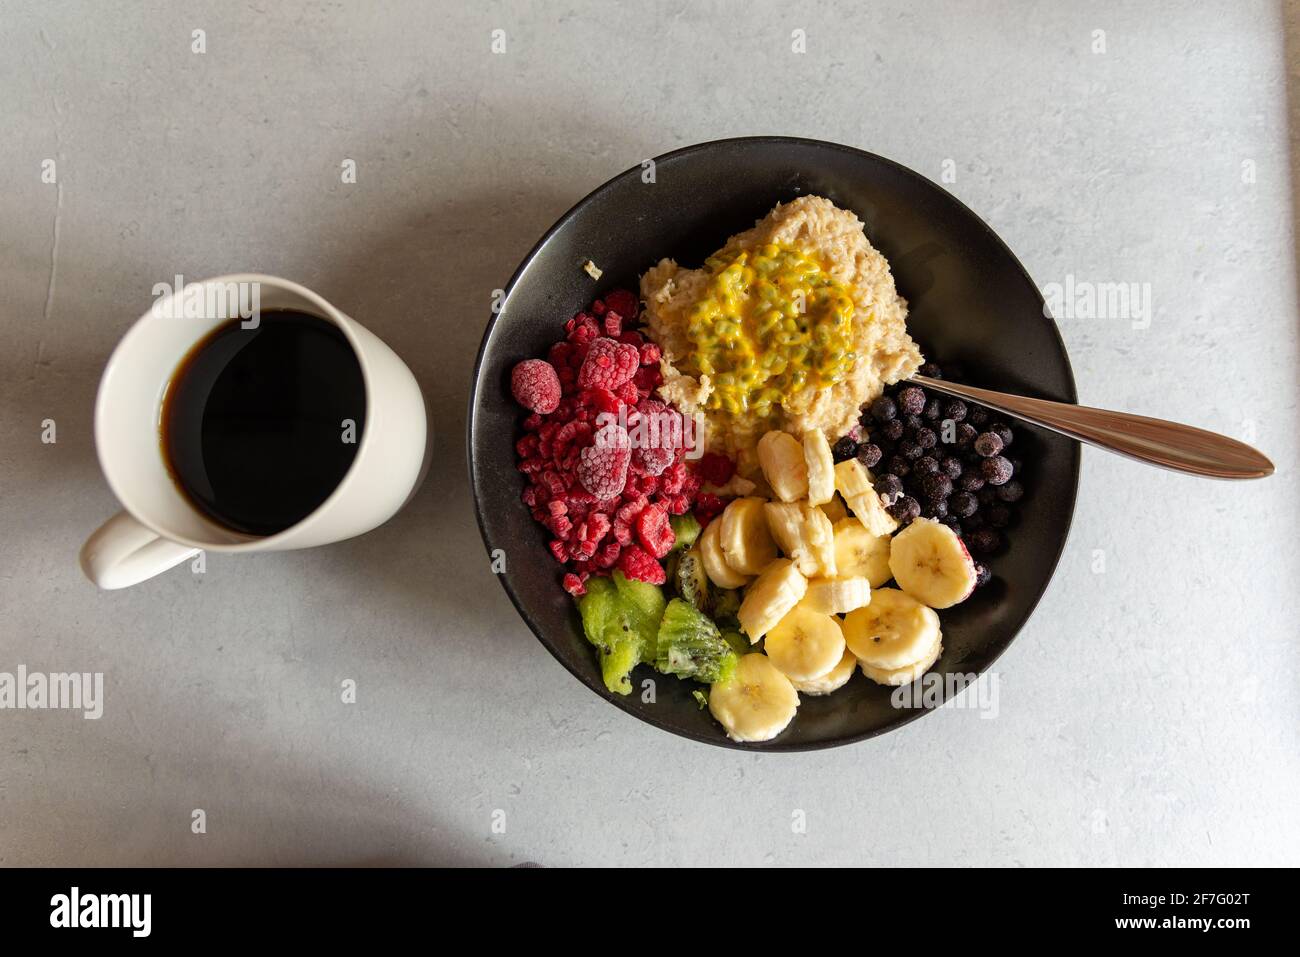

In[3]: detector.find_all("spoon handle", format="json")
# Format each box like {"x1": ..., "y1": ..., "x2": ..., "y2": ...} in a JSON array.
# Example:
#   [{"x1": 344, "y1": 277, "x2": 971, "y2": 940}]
[{"x1": 910, "y1": 375, "x2": 1274, "y2": 480}]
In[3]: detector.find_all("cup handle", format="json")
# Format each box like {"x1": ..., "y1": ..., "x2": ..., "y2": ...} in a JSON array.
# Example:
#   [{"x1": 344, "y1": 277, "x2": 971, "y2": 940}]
[{"x1": 79, "y1": 511, "x2": 202, "y2": 590}]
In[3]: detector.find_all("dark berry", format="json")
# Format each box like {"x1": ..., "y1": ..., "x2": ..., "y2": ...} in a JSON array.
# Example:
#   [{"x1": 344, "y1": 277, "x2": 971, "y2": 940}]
[
  {"x1": 958, "y1": 471, "x2": 985, "y2": 492},
  {"x1": 900, "y1": 440, "x2": 924, "y2": 460},
  {"x1": 897, "y1": 385, "x2": 926, "y2": 414},
  {"x1": 974, "y1": 562, "x2": 992, "y2": 587},
  {"x1": 831, "y1": 436, "x2": 859, "y2": 463},
  {"x1": 996, "y1": 479, "x2": 1024, "y2": 503},
  {"x1": 955, "y1": 423, "x2": 978, "y2": 446},
  {"x1": 913, "y1": 455, "x2": 940, "y2": 477},
  {"x1": 989, "y1": 423, "x2": 1013, "y2": 448},
  {"x1": 976, "y1": 486, "x2": 998, "y2": 506},
  {"x1": 940, "y1": 514, "x2": 962, "y2": 534},
  {"x1": 856, "y1": 443, "x2": 883, "y2": 468},
  {"x1": 880, "y1": 419, "x2": 905, "y2": 442},
  {"x1": 874, "y1": 473, "x2": 903, "y2": 500},
  {"x1": 887, "y1": 495, "x2": 921, "y2": 524},
  {"x1": 986, "y1": 504, "x2": 1012, "y2": 528},
  {"x1": 886, "y1": 454, "x2": 911, "y2": 478},
  {"x1": 949, "y1": 492, "x2": 978, "y2": 518},
  {"x1": 918, "y1": 362, "x2": 943, "y2": 378},
  {"x1": 925, "y1": 497, "x2": 949, "y2": 519},
  {"x1": 870, "y1": 396, "x2": 898, "y2": 422},
  {"x1": 973, "y1": 432, "x2": 1004, "y2": 457},
  {"x1": 943, "y1": 400, "x2": 968, "y2": 422},
  {"x1": 941, "y1": 456, "x2": 963, "y2": 480},
  {"x1": 915, "y1": 427, "x2": 937, "y2": 449},
  {"x1": 981, "y1": 455, "x2": 1014, "y2": 486},
  {"x1": 969, "y1": 407, "x2": 990, "y2": 427},
  {"x1": 923, "y1": 398, "x2": 943, "y2": 421},
  {"x1": 922, "y1": 473, "x2": 953, "y2": 502},
  {"x1": 967, "y1": 527, "x2": 1001, "y2": 554},
  {"x1": 903, "y1": 412, "x2": 925, "y2": 432}
]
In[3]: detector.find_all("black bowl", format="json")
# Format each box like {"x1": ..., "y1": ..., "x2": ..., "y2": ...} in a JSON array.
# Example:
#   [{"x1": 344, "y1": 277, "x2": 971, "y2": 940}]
[{"x1": 469, "y1": 136, "x2": 1078, "y2": 751}]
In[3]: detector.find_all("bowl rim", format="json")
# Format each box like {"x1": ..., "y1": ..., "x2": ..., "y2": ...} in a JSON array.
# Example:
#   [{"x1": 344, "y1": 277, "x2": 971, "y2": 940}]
[{"x1": 468, "y1": 135, "x2": 1080, "y2": 751}]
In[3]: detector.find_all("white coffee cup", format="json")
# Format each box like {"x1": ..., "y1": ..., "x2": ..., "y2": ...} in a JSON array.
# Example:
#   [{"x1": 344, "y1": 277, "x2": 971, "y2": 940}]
[{"x1": 80, "y1": 274, "x2": 429, "y2": 589}]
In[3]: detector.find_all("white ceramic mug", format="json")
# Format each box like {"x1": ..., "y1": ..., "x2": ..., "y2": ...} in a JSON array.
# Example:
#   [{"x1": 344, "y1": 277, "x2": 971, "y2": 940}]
[{"x1": 80, "y1": 274, "x2": 429, "y2": 589}]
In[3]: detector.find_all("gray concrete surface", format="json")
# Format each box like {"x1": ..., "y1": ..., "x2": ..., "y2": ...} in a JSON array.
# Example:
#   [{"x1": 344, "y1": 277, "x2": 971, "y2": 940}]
[{"x1": 1, "y1": 1, "x2": 1297, "y2": 866}]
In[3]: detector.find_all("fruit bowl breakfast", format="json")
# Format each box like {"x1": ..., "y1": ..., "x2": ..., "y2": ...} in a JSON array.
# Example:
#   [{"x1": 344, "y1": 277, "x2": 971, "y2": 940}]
[{"x1": 469, "y1": 137, "x2": 1079, "y2": 749}]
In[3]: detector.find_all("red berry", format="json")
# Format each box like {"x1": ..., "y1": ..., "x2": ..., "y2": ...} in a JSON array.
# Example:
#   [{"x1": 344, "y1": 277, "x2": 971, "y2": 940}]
[
  {"x1": 577, "y1": 337, "x2": 640, "y2": 390},
  {"x1": 510, "y1": 359, "x2": 561, "y2": 414},
  {"x1": 696, "y1": 452, "x2": 735, "y2": 487},
  {"x1": 639, "y1": 342, "x2": 661, "y2": 366},
  {"x1": 602, "y1": 311, "x2": 623, "y2": 337},
  {"x1": 603, "y1": 289, "x2": 638, "y2": 320},
  {"x1": 635, "y1": 504, "x2": 675, "y2": 558},
  {"x1": 617, "y1": 544, "x2": 665, "y2": 585},
  {"x1": 577, "y1": 433, "x2": 630, "y2": 499},
  {"x1": 561, "y1": 573, "x2": 587, "y2": 596}
]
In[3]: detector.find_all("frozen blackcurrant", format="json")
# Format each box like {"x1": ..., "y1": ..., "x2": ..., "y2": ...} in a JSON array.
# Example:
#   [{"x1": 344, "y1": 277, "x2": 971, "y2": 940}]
[
  {"x1": 949, "y1": 492, "x2": 978, "y2": 518},
  {"x1": 980, "y1": 455, "x2": 1014, "y2": 486},
  {"x1": 974, "y1": 432, "x2": 1004, "y2": 457},
  {"x1": 874, "y1": 473, "x2": 904, "y2": 500},
  {"x1": 897, "y1": 385, "x2": 926, "y2": 414},
  {"x1": 870, "y1": 396, "x2": 898, "y2": 422},
  {"x1": 856, "y1": 442, "x2": 883, "y2": 468},
  {"x1": 887, "y1": 495, "x2": 921, "y2": 524},
  {"x1": 996, "y1": 479, "x2": 1024, "y2": 503},
  {"x1": 831, "y1": 435, "x2": 859, "y2": 462}
]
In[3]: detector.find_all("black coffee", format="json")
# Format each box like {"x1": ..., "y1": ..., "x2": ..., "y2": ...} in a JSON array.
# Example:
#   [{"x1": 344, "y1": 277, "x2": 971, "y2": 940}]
[{"x1": 161, "y1": 310, "x2": 366, "y2": 536}]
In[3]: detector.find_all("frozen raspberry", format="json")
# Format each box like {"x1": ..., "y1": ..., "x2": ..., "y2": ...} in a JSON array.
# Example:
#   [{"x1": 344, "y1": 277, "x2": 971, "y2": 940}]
[
  {"x1": 695, "y1": 452, "x2": 735, "y2": 487},
  {"x1": 634, "y1": 445, "x2": 674, "y2": 476},
  {"x1": 577, "y1": 429, "x2": 630, "y2": 499},
  {"x1": 614, "y1": 379, "x2": 639, "y2": 406},
  {"x1": 510, "y1": 359, "x2": 561, "y2": 414},
  {"x1": 617, "y1": 544, "x2": 665, "y2": 585},
  {"x1": 562, "y1": 572, "x2": 587, "y2": 596},
  {"x1": 638, "y1": 342, "x2": 662, "y2": 366},
  {"x1": 577, "y1": 337, "x2": 640, "y2": 390},
  {"x1": 603, "y1": 289, "x2": 638, "y2": 321},
  {"x1": 693, "y1": 494, "x2": 725, "y2": 524},
  {"x1": 602, "y1": 311, "x2": 623, "y2": 337},
  {"x1": 635, "y1": 504, "x2": 675, "y2": 558}
]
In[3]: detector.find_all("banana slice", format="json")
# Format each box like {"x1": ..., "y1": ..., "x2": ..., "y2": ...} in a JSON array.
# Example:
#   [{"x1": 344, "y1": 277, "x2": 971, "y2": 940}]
[
  {"x1": 820, "y1": 493, "x2": 849, "y2": 525},
  {"x1": 842, "y1": 587, "x2": 941, "y2": 670},
  {"x1": 764, "y1": 605, "x2": 847, "y2": 681},
  {"x1": 737, "y1": 558, "x2": 808, "y2": 642},
  {"x1": 763, "y1": 501, "x2": 835, "y2": 577},
  {"x1": 763, "y1": 501, "x2": 812, "y2": 573},
  {"x1": 791, "y1": 648, "x2": 857, "y2": 695},
  {"x1": 802, "y1": 577, "x2": 873, "y2": 615},
  {"x1": 719, "y1": 497, "x2": 778, "y2": 576},
  {"x1": 846, "y1": 490, "x2": 898, "y2": 537},
  {"x1": 858, "y1": 634, "x2": 942, "y2": 686},
  {"x1": 699, "y1": 517, "x2": 750, "y2": 589},
  {"x1": 833, "y1": 458, "x2": 875, "y2": 499},
  {"x1": 887, "y1": 517, "x2": 977, "y2": 609},
  {"x1": 832, "y1": 518, "x2": 893, "y2": 587},
  {"x1": 708, "y1": 653, "x2": 799, "y2": 742},
  {"x1": 757, "y1": 431, "x2": 809, "y2": 503},
  {"x1": 834, "y1": 459, "x2": 897, "y2": 536},
  {"x1": 802, "y1": 428, "x2": 835, "y2": 505}
]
